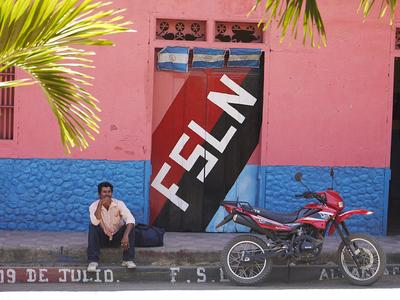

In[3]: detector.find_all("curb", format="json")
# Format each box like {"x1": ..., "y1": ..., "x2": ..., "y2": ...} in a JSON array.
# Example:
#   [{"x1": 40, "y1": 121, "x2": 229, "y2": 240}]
[
  {"x1": 1, "y1": 264, "x2": 400, "y2": 285},
  {"x1": 0, "y1": 247, "x2": 222, "y2": 266},
  {"x1": 1, "y1": 247, "x2": 400, "y2": 266}
]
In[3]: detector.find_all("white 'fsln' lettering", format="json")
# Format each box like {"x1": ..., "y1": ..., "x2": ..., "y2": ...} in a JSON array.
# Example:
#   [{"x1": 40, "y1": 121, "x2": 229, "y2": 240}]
[
  {"x1": 207, "y1": 74, "x2": 257, "y2": 124},
  {"x1": 188, "y1": 121, "x2": 237, "y2": 153},
  {"x1": 151, "y1": 163, "x2": 189, "y2": 211},
  {"x1": 151, "y1": 74, "x2": 257, "y2": 212},
  {"x1": 169, "y1": 133, "x2": 218, "y2": 183}
]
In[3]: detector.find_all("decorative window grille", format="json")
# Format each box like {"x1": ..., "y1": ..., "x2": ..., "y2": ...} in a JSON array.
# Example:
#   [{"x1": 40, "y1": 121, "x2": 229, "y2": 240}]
[
  {"x1": 0, "y1": 66, "x2": 15, "y2": 140},
  {"x1": 156, "y1": 19, "x2": 206, "y2": 41},
  {"x1": 215, "y1": 22, "x2": 263, "y2": 43},
  {"x1": 396, "y1": 28, "x2": 400, "y2": 49}
]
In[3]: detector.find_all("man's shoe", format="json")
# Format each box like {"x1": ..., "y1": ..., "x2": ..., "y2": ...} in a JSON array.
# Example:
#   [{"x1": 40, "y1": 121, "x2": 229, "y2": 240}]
[
  {"x1": 121, "y1": 261, "x2": 136, "y2": 269},
  {"x1": 87, "y1": 262, "x2": 99, "y2": 272}
]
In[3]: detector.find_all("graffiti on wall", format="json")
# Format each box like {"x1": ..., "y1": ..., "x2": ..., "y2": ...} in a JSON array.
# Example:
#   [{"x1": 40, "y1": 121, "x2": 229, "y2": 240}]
[
  {"x1": 150, "y1": 65, "x2": 263, "y2": 231},
  {"x1": 0, "y1": 268, "x2": 114, "y2": 284},
  {"x1": 2, "y1": 265, "x2": 400, "y2": 284},
  {"x1": 0, "y1": 267, "x2": 229, "y2": 284}
]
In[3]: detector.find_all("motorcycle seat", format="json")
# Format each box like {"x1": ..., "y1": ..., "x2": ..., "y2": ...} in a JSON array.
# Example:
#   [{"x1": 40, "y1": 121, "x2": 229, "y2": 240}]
[{"x1": 254, "y1": 208, "x2": 299, "y2": 224}]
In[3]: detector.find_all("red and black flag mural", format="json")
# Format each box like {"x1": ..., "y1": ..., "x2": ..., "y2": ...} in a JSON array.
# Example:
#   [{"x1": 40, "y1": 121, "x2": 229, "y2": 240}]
[{"x1": 150, "y1": 57, "x2": 264, "y2": 232}]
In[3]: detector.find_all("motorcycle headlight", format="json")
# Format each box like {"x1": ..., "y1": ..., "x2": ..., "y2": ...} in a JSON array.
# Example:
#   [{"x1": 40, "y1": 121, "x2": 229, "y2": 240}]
[{"x1": 338, "y1": 201, "x2": 344, "y2": 208}]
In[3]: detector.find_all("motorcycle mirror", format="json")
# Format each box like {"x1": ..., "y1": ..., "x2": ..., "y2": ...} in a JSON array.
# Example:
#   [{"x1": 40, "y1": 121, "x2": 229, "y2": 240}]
[{"x1": 294, "y1": 172, "x2": 303, "y2": 182}]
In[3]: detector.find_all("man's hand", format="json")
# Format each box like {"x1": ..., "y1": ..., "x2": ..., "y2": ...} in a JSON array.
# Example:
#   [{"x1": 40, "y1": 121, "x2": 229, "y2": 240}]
[
  {"x1": 121, "y1": 223, "x2": 134, "y2": 250},
  {"x1": 99, "y1": 196, "x2": 111, "y2": 208},
  {"x1": 121, "y1": 235, "x2": 129, "y2": 250},
  {"x1": 99, "y1": 197, "x2": 107, "y2": 206},
  {"x1": 95, "y1": 197, "x2": 111, "y2": 220}
]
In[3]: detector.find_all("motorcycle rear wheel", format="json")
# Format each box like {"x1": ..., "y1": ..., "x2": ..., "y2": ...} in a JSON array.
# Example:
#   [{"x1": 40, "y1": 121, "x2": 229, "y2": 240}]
[
  {"x1": 337, "y1": 233, "x2": 386, "y2": 286},
  {"x1": 220, "y1": 235, "x2": 272, "y2": 285}
]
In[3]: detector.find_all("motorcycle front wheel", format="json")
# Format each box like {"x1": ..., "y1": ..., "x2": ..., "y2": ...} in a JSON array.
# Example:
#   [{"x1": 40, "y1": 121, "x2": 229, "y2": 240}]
[
  {"x1": 220, "y1": 235, "x2": 272, "y2": 285},
  {"x1": 337, "y1": 233, "x2": 386, "y2": 286}
]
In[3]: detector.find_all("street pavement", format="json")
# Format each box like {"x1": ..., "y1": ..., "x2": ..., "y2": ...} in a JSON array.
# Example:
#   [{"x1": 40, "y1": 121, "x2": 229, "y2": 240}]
[{"x1": 2, "y1": 275, "x2": 400, "y2": 291}]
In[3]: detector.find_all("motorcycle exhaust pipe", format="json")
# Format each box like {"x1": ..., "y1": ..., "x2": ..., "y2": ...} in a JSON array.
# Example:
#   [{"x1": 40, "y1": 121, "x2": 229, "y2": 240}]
[
  {"x1": 216, "y1": 213, "x2": 234, "y2": 228},
  {"x1": 233, "y1": 214, "x2": 267, "y2": 234}
]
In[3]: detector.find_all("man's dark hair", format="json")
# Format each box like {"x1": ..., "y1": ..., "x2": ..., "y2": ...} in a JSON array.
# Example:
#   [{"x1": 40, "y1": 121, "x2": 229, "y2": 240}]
[{"x1": 98, "y1": 181, "x2": 113, "y2": 194}]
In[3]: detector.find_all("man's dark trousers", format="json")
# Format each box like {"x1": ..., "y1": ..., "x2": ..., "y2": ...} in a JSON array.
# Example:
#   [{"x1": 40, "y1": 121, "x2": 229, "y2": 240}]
[{"x1": 87, "y1": 224, "x2": 135, "y2": 262}]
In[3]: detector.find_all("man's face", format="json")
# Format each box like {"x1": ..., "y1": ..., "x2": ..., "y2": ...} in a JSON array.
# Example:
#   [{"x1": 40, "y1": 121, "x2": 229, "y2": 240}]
[{"x1": 99, "y1": 187, "x2": 112, "y2": 206}]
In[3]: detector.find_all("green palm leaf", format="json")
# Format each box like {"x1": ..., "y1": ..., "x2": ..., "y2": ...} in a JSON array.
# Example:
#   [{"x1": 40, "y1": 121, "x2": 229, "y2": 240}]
[
  {"x1": 250, "y1": 0, "x2": 398, "y2": 46},
  {"x1": 359, "y1": 0, "x2": 398, "y2": 24},
  {"x1": 0, "y1": 0, "x2": 133, "y2": 153},
  {"x1": 249, "y1": 0, "x2": 326, "y2": 47}
]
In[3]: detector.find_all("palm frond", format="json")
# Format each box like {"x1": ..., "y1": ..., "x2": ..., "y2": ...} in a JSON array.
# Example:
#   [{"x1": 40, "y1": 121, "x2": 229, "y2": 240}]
[
  {"x1": 0, "y1": 78, "x2": 34, "y2": 88},
  {"x1": 0, "y1": 0, "x2": 133, "y2": 153},
  {"x1": 249, "y1": 0, "x2": 326, "y2": 47},
  {"x1": 250, "y1": 0, "x2": 399, "y2": 46},
  {"x1": 359, "y1": 0, "x2": 398, "y2": 24}
]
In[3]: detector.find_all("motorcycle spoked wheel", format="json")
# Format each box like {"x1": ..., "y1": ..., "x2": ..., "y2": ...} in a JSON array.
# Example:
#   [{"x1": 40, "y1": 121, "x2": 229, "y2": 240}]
[
  {"x1": 220, "y1": 235, "x2": 272, "y2": 285},
  {"x1": 337, "y1": 233, "x2": 386, "y2": 286}
]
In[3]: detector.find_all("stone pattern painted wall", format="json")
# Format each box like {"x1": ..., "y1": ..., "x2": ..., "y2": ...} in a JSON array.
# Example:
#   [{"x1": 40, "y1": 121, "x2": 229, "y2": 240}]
[
  {"x1": 262, "y1": 166, "x2": 390, "y2": 236},
  {"x1": 208, "y1": 165, "x2": 389, "y2": 235},
  {"x1": 0, "y1": 159, "x2": 150, "y2": 231},
  {"x1": 0, "y1": 159, "x2": 390, "y2": 235}
]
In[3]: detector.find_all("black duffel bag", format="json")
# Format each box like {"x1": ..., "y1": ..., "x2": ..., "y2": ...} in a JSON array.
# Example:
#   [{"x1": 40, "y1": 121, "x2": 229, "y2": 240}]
[{"x1": 134, "y1": 223, "x2": 165, "y2": 247}]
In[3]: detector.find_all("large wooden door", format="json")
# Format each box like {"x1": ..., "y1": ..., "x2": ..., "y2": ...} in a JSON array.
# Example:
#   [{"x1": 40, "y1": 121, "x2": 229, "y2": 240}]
[{"x1": 150, "y1": 66, "x2": 263, "y2": 232}]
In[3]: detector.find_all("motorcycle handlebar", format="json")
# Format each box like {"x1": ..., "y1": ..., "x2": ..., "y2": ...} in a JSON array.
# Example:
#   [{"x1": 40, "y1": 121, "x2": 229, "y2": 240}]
[{"x1": 295, "y1": 192, "x2": 326, "y2": 203}]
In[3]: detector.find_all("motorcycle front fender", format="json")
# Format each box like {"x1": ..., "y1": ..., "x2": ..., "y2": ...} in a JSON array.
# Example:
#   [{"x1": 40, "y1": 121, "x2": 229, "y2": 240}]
[{"x1": 328, "y1": 209, "x2": 374, "y2": 236}]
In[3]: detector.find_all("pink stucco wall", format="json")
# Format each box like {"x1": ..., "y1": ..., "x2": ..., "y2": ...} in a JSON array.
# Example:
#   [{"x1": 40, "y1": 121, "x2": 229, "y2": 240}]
[
  {"x1": 262, "y1": 1, "x2": 394, "y2": 168},
  {"x1": 0, "y1": 0, "x2": 396, "y2": 168}
]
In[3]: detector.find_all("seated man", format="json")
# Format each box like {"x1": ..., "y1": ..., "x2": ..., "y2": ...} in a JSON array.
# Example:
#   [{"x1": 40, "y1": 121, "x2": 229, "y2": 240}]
[{"x1": 87, "y1": 181, "x2": 136, "y2": 272}]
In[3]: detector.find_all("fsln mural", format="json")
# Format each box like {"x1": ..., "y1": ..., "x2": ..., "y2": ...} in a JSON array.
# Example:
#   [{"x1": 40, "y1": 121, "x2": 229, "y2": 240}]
[{"x1": 150, "y1": 60, "x2": 264, "y2": 231}]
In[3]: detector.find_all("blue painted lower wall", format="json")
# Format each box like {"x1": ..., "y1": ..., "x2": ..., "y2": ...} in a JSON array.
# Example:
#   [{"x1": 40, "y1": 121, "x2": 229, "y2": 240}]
[
  {"x1": 262, "y1": 166, "x2": 390, "y2": 236},
  {"x1": 0, "y1": 159, "x2": 390, "y2": 235},
  {"x1": 208, "y1": 165, "x2": 390, "y2": 235},
  {"x1": 0, "y1": 159, "x2": 151, "y2": 231}
]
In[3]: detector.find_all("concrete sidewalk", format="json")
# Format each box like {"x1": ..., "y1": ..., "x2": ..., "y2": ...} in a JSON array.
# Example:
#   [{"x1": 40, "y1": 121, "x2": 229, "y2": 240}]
[
  {"x1": 0, "y1": 230, "x2": 400, "y2": 266},
  {"x1": 0, "y1": 230, "x2": 399, "y2": 284}
]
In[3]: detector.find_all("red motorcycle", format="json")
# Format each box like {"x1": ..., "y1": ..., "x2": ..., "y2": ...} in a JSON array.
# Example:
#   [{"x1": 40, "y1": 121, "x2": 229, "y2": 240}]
[{"x1": 217, "y1": 170, "x2": 386, "y2": 286}]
